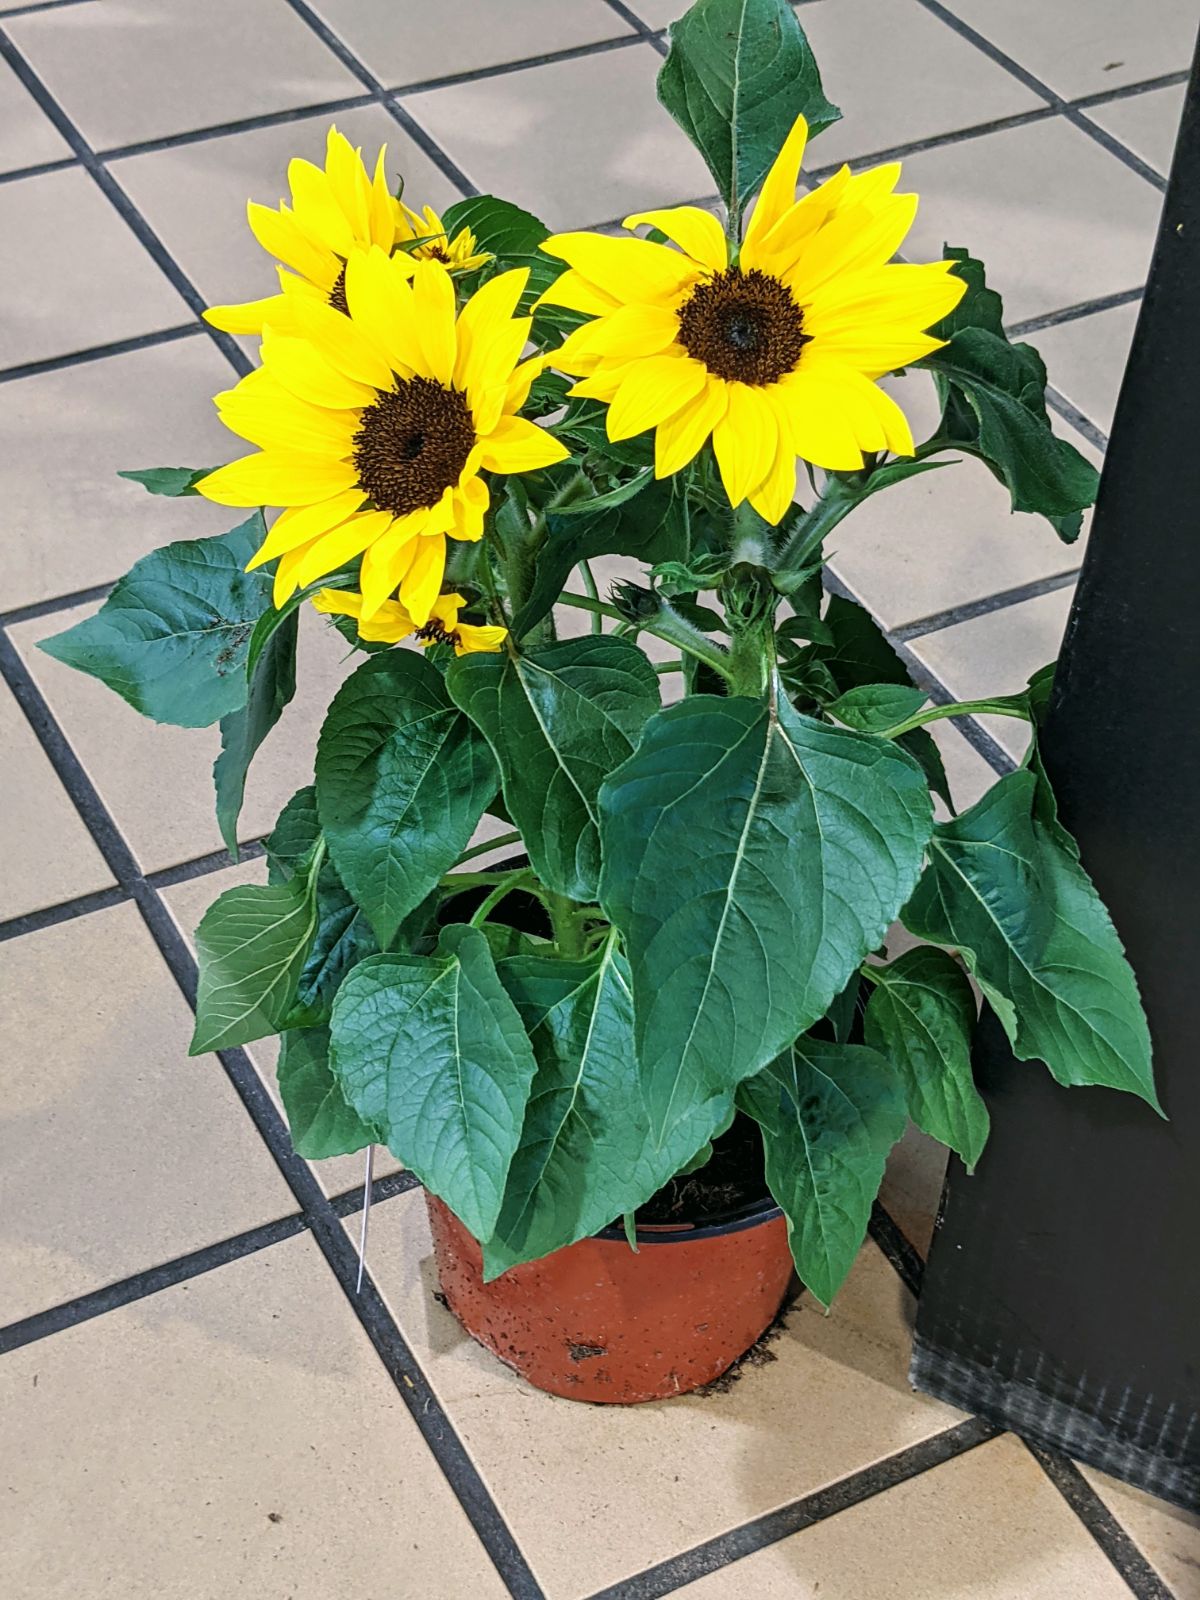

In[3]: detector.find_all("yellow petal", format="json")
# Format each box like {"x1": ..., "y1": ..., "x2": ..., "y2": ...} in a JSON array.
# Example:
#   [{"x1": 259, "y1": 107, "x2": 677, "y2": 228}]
[
  {"x1": 534, "y1": 267, "x2": 620, "y2": 316},
  {"x1": 453, "y1": 473, "x2": 489, "y2": 541},
  {"x1": 399, "y1": 534, "x2": 447, "y2": 626},
  {"x1": 654, "y1": 379, "x2": 728, "y2": 478},
  {"x1": 561, "y1": 302, "x2": 681, "y2": 363},
  {"x1": 343, "y1": 247, "x2": 423, "y2": 375},
  {"x1": 323, "y1": 126, "x2": 371, "y2": 241},
  {"x1": 747, "y1": 429, "x2": 799, "y2": 525},
  {"x1": 453, "y1": 267, "x2": 530, "y2": 392},
  {"x1": 786, "y1": 189, "x2": 918, "y2": 301},
  {"x1": 288, "y1": 295, "x2": 394, "y2": 390},
  {"x1": 772, "y1": 370, "x2": 868, "y2": 470},
  {"x1": 199, "y1": 451, "x2": 358, "y2": 509},
  {"x1": 743, "y1": 113, "x2": 809, "y2": 251},
  {"x1": 368, "y1": 147, "x2": 397, "y2": 249},
  {"x1": 476, "y1": 415, "x2": 570, "y2": 473},
  {"x1": 273, "y1": 548, "x2": 308, "y2": 607},
  {"x1": 248, "y1": 201, "x2": 337, "y2": 286},
  {"x1": 247, "y1": 490, "x2": 367, "y2": 568},
  {"x1": 540, "y1": 233, "x2": 700, "y2": 304},
  {"x1": 607, "y1": 354, "x2": 707, "y2": 443},
  {"x1": 261, "y1": 329, "x2": 376, "y2": 411},
  {"x1": 217, "y1": 373, "x2": 357, "y2": 455},
  {"x1": 312, "y1": 587, "x2": 364, "y2": 621},
  {"x1": 359, "y1": 511, "x2": 427, "y2": 617},
  {"x1": 465, "y1": 317, "x2": 531, "y2": 411},
  {"x1": 803, "y1": 261, "x2": 967, "y2": 341},
  {"x1": 712, "y1": 384, "x2": 779, "y2": 505},
  {"x1": 292, "y1": 507, "x2": 394, "y2": 590},
  {"x1": 410, "y1": 259, "x2": 457, "y2": 384},
  {"x1": 623, "y1": 206, "x2": 727, "y2": 272},
  {"x1": 453, "y1": 623, "x2": 508, "y2": 656},
  {"x1": 742, "y1": 165, "x2": 852, "y2": 278},
  {"x1": 204, "y1": 294, "x2": 289, "y2": 336},
  {"x1": 504, "y1": 353, "x2": 547, "y2": 413},
  {"x1": 287, "y1": 157, "x2": 356, "y2": 258}
]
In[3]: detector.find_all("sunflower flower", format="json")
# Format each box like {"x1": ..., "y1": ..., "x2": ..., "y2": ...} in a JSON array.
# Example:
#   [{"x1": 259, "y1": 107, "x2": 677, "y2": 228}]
[
  {"x1": 313, "y1": 587, "x2": 507, "y2": 656},
  {"x1": 397, "y1": 200, "x2": 491, "y2": 274},
  {"x1": 539, "y1": 114, "x2": 967, "y2": 524},
  {"x1": 197, "y1": 255, "x2": 567, "y2": 623}
]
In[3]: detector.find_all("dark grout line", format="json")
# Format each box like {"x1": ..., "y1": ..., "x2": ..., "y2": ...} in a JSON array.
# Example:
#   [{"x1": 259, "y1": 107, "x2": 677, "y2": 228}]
[
  {"x1": 329, "y1": 1168, "x2": 422, "y2": 1216},
  {"x1": 382, "y1": 96, "x2": 479, "y2": 196},
  {"x1": 0, "y1": 30, "x2": 250, "y2": 379},
  {"x1": 0, "y1": 581, "x2": 113, "y2": 627},
  {"x1": 600, "y1": 0, "x2": 669, "y2": 55},
  {"x1": 867, "y1": 1202, "x2": 925, "y2": 1299},
  {"x1": 909, "y1": 0, "x2": 1169, "y2": 193},
  {"x1": 98, "y1": 92, "x2": 379, "y2": 163},
  {"x1": 1046, "y1": 385, "x2": 1109, "y2": 453},
  {"x1": 0, "y1": 0, "x2": 92, "y2": 15},
  {"x1": 393, "y1": 30, "x2": 654, "y2": 99},
  {"x1": 148, "y1": 838, "x2": 267, "y2": 890},
  {"x1": 1025, "y1": 1445, "x2": 1176, "y2": 1600},
  {"x1": 0, "y1": 152, "x2": 77, "y2": 185},
  {"x1": 586, "y1": 1418, "x2": 1001, "y2": 1599},
  {"x1": 890, "y1": 569, "x2": 1082, "y2": 644},
  {"x1": 0, "y1": 323, "x2": 205, "y2": 385},
  {"x1": 1007, "y1": 285, "x2": 1144, "y2": 337},
  {"x1": 0, "y1": 1215, "x2": 311, "y2": 1355},
  {"x1": 1072, "y1": 68, "x2": 1191, "y2": 111},
  {"x1": 807, "y1": 105, "x2": 1058, "y2": 182},
  {"x1": 0, "y1": 884, "x2": 129, "y2": 943}
]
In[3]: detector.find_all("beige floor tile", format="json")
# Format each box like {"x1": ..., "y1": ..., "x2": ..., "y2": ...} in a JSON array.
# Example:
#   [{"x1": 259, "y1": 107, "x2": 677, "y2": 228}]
[
  {"x1": 628, "y1": 0, "x2": 689, "y2": 26},
  {"x1": 879, "y1": 1124, "x2": 949, "y2": 1257},
  {"x1": 799, "y1": 0, "x2": 1042, "y2": 171},
  {"x1": 825, "y1": 371, "x2": 1090, "y2": 632},
  {"x1": 5, "y1": 337, "x2": 235, "y2": 609},
  {"x1": 0, "y1": 167, "x2": 190, "y2": 368},
  {"x1": 0, "y1": 55, "x2": 70, "y2": 174},
  {"x1": 898, "y1": 119, "x2": 1162, "y2": 324},
  {"x1": 937, "y1": 0, "x2": 1199, "y2": 101},
  {"x1": 110, "y1": 103, "x2": 458, "y2": 330},
  {"x1": 672, "y1": 1435, "x2": 1133, "y2": 1598},
  {"x1": 10, "y1": 602, "x2": 356, "y2": 874},
  {"x1": 907, "y1": 585, "x2": 1075, "y2": 762},
  {"x1": 0, "y1": 902, "x2": 295, "y2": 1324},
  {"x1": 310, "y1": 0, "x2": 633, "y2": 86},
  {"x1": 361, "y1": 1189, "x2": 961, "y2": 1597},
  {"x1": 160, "y1": 858, "x2": 404, "y2": 1200},
  {"x1": 0, "y1": 681, "x2": 114, "y2": 921},
  {"x1": 1035, "y1": 301, "x2": 1139, "y2": 438},
  {"x1": 929, "y1": 721, "x2": 1000, "y2": 814},
  {"x1": 404, "y1": 43, "x2": 716, "y2": 230},
  {"x1": 1081, "y1": 1465, "x2": 1200, "y2": 1597},
  {"x1": 0, "y1": 1233, "x2": 508, "y2": 1600},
  {"x1": 6, "y1": 0, "x2": 361, "y2": 150},
  {"x1": 1087, "y1": 82, "x2": 1188, "y2": 179}
]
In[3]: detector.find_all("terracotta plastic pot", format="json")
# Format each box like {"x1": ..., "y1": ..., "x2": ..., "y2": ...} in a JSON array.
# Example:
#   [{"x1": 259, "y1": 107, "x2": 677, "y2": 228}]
[{"x1": 425, "y1": 1190, "x2": 795, "y2": 1403}]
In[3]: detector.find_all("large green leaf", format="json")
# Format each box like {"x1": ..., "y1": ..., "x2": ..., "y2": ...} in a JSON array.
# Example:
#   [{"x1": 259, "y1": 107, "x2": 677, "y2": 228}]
[
  {"x1": 213, "y1": 608, "x2": 298, "y2": 856},
  {"x1": 864, "y1": 946, "x2": 989, "y2": 1169},
  {"x1": 447, "y1": 634, "x2": 660, "y2": 902},
  {"x1": 316, "y1": 649, "x2": 498, "y2": 947},
  {"x1": 599, "y1": 691, "x2": 933, "y2": 1145},
  {"x1": 512, "y1": 474, "x2": 684, "y2": 638},
  {"x1": 276, "y1": 1024, "x2": 374, "y2": 1160},
  {"x1": 738, "y1": 1039, "x2": 907, "y2": 1306},
  {"x1": 657, "y1": 0, "x2": 840, "y2": 217},
  {"x1": 921, "y1": 248, "x2": 1099, "y2": 540},
  {"x1": 483, "y1": 938, "x2": 709, "y2": 1279},
  {"x1": 265, "y1": 786, "x2": 380, "y2": 1025},
  {"x1": 329, "y1": 925, "x2": 537, "y2": 1241},
  {"x1": 39, "y1": 515, "x2": 269, "y2": 727},
  {"x1": 902, "y1": 770, "x2": 1159, "y2": 1110},
  {"x1": 189, "y1": 855, "x2": 320, "y2": 1054},
  {"x1": 440, "y1": 193, "x2": 559, "y2": 310}
]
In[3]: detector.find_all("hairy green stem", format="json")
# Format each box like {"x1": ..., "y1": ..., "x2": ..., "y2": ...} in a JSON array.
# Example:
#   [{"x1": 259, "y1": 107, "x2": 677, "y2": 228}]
[
  {"x1": 881, "y1": 699, "x2": 1034, "y2": 740},
  {"x1": 557, "y1": 592, "x2": 735, "y2": 681},
  {"x1": 451, "y1": 830, "x2": 522, "y2": 867}
]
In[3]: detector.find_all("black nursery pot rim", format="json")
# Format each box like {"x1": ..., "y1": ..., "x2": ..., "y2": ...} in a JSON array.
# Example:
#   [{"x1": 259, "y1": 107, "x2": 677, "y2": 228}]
[{"x1": 595, "y1": 1190, "x2": 783, "y2": 1245}]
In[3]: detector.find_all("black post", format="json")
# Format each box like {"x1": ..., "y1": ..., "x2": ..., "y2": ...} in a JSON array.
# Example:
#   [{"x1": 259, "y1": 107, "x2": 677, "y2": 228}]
[{"x1": 910, "y1": 41, "x2": 1200, "y2": 1513}]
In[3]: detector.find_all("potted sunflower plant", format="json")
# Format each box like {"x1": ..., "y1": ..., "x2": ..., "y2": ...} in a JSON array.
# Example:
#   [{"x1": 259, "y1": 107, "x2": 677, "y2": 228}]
[{"x1": 45, "y1": 0, "x2": 1157, "y2": 1403}]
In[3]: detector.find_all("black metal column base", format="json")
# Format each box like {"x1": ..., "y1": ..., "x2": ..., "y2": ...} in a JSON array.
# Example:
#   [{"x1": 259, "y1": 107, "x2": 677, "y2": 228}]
[{"x1": 910, "y1": 1337, "x2": 1200, "y2": 1513}]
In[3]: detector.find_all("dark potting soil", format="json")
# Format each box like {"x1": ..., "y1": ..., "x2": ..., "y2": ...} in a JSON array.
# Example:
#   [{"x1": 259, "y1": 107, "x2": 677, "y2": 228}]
[{"x1": 631, "y1": 1114, "x2": 770, "y2": 1227}]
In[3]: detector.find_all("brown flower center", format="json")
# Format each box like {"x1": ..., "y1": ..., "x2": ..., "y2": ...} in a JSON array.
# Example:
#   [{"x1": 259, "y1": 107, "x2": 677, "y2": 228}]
[
  {"x1": 328, "y1": 263, "x2": 349, "y2": 316},
  {"x1": 677, "y1": 268, "x2": 808, "y2": 385},
  {"x1": 352, "y1": 378, "x2": 476, "y2": 517}
]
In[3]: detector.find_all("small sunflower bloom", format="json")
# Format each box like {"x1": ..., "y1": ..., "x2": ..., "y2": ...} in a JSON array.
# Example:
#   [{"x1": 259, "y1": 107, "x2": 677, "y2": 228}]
[
  {"x1": 203, "y1": 126, "x2": 401, "y2": 336},
  {"x1": 539, "y1": 114, "x2": 967, "y2": 524},
  {"x1": 197, "y1": 255, "x2": 567, "y2": 624},
  {"x1": 313, "y1": 587, "x2": 507, "y2": 656},
  {"x1": 396, "y1": 200, "x2": 491, "y2": 274}
]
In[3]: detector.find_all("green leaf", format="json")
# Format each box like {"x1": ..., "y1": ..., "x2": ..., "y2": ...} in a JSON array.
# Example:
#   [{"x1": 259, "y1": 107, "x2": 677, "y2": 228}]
[
  {"x1": 189, "y1": 853, "x2": 321, "y2": 1054},
  {"x1": 448, "y1": 634, "x2": 660, "y2": 902},
  {"x1": 316, "y1": 650, "x2": 498, "y2": 947},
  {"x1": 828, "y1": 682, "x2": 927, "y2": 734},
  {"x1": 921, "y1": 248, "x2": 1099, "y2": 539},
  {"x1": 483, "y1": 937, "x2": 709, "y2": 1278},
  {"x1": 441, "y1": 193, "x2": 560, "y2": 309},
  {"x1": 513, "y1": 474, "x2": 685, "y2": 638},
  {"x1": 277, "y1": 1024, "x2": 375, "y2": 1160},
  {"x1": 329, "y1": 924, "x2": 537, "y2": 1241},
  {"x1": 39, "y1": 515, "x2": 269, "y2": 727},
  {"x1": 657, "y1": 0, "x2": 840, "y2": 216},
  {"x1": 599, "y1": 691, "x2": 933, "y2": 1144},
  {"x1": 864, "y1": 947, "x2": 988, "y2": 1169},
  {"x1": 213, "y1": 607, "x2": 298, "y2": 856},
  {"x1": 118, "y1": 465, "x2": 212, "y2": 497},
  {"x1": 265, "y1": 787, "x2": 381, "y2": 1025},
  {"x1": 902, "y1": 770, "x2": 1159, "y2": 1111},
  {"x1": 738, "y1": 1039, "x2": 907, "y2": 1306}
]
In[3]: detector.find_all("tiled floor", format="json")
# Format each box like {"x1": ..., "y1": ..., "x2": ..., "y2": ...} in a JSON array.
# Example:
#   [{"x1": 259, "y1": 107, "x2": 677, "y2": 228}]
[{"x1": 1, "y1": 2, "x2": 1197, "y2": 1597}]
